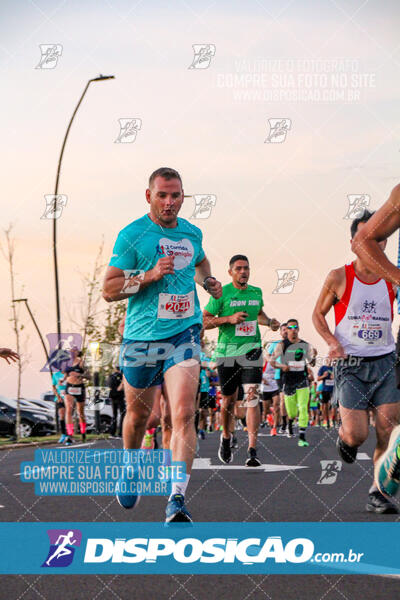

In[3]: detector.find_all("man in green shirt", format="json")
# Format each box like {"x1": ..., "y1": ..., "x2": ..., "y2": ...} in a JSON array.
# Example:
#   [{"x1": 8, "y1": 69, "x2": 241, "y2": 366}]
[{"x1": 203, "y1": 255, "x2": 279, "y2": 466}]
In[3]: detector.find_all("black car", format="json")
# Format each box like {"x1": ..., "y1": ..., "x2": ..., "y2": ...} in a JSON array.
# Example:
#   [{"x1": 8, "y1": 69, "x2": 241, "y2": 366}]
[{"x1": 0, "y1": 399, "x2": 56, "y2": 438}]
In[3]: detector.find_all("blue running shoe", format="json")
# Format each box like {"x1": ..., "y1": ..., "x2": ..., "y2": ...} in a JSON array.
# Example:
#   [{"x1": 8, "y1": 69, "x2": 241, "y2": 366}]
[
  {"x1": 58, "y1": 434, "x2": 66, "y2": 444},
  {"x1": 165, "y1": 494, "x2": 192, "y2": 523},
  {"x1": 375, "y1": 424, "x2": 400, "y2": 497},
  {"x1": 116, "y1": 465, "x2": 141, "y2": 510}
]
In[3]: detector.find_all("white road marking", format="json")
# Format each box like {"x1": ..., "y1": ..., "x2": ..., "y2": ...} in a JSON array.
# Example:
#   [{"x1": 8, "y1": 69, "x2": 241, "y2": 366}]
[
  {"x1": 192, "y1": 458, "x2": 308, "y2": 471},
  {"x1": 357, "y1": 452, "x2": 371, "y2": 460},
  {"x1": 62, "y1": 442, "x2": 94, "y2": 449}
]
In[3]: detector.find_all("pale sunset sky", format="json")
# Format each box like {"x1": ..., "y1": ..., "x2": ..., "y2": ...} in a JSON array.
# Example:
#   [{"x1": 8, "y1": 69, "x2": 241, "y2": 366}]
[{"x1": 1, "y1": 0, "x2": 400, "y2": 398}]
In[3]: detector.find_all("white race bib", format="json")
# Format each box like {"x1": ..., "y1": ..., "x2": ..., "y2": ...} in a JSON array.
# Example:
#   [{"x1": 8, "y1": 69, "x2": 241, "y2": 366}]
[
  {"x1": 351, "y1": 322, "x2": 389, "y2": 346},
  {"x1": 325, "y1": 378, "x2": 334, "y2": 387},
  {"x1": 287, "y1": 360, "x2": 305, "y2": 372},
  {"x1": 68, "y1": 387, "x2": 82, "y2": 395},
  {"x1": 235, "y1": 320, "x2": 257, "y2": 337},
  {"x1": 157, "y1": 291, "x2": 195, "y2": 319}
]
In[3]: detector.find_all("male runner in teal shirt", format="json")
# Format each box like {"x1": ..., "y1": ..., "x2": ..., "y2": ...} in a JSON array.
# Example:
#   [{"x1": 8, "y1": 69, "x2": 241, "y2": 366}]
[{"x1": 103, "y1": 167, "x2": 222, "y2": 522}]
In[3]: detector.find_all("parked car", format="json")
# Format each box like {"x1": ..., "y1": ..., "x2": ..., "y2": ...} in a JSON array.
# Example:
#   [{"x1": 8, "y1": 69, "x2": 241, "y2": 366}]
[
  {"x1": 0, "y1": 398, "x2": 56, "y2": 438},
  {"x1": 25, "y1": 397, "x2": 55, "y2": 414},
  {"x1": 15, "y1": 398, "x2": 55, "y2": 419}
]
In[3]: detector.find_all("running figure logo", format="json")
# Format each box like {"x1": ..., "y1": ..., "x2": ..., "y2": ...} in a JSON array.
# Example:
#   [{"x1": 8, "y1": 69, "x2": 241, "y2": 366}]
[
  {"x1": 272, "y1": 269, "x2": 299, "y2": 294},
  {"x1": 42, "y1": 529, "x2": 82, "y2": 567},
  {"x1": 264, "y1": 119, "x2": 292, "y2": 143},
  {"x1": 86, "y1": 386, "x2": 109, "y2": 410},
  {"x1": 344, "y1": 194, "x2": 370, "y2": 219},
  {"x1": 40, "y1": 195, "x2": 68, "y2": 220},
  {"x1": 115, "y1": 118, "x2": 142, "y2": 143},
  {"x1": 35, "y1": 44, "x2": 63, "y2": 69},
  {"x1": 188, "y1": 44, "x2": 216, "y2": 69},
  {"x1": 41, "y1": 333, "x2": 82, "y2": 372},
  {"x1": 122, "y1": 270, "x2": 145, "y2": 294},
  {"x1": 317, "y1": 460, "x2": 342, "y2": 485},
  {"x1": 190, "y1": 195, "x2": 217, "y2": 219}
]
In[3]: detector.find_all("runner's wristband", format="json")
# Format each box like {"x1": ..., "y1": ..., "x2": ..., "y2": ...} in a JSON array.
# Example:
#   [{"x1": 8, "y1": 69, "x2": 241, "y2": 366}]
[{"x1": 203, "y1": 276, "x2": 215, "y2": 291}]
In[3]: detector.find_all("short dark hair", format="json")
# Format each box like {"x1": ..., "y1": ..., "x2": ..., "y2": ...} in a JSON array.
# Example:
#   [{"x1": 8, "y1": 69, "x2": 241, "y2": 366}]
[
  {"x1": 148, "y1": 167, "x2": 182, "y2": 188},
  {"x1": 280, "y1": 322, "x2": 287, "y2": 329},
  {"x1": 229, "y1": 254, "x2": 249, "y2": 268},
  {"x1": 350, "y1": 209, "x2": 375, "y2": 239},
  {"x1": 287, "y1": 318, "x2": 298, "y2": 326}
]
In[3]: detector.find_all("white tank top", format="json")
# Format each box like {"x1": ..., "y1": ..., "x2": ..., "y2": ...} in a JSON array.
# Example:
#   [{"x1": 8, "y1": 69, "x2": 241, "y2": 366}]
[
  {"x1": 334, "y1": 262, "x2": 395, "y2": 357},
  {"x1": 262, "y1": 361, "x2": 279, "y2": 393}
]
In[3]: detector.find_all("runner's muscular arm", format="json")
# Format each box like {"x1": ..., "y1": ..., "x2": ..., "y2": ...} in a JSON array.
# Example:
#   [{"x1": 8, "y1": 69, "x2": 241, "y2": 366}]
[
  {"x1": 317, "y1": 371, "x2": 329, "y2": 380},
  {"x1": 312, "y1": 268, "x2": 346, "y2": 359},
  {"x1": 194, "y1": 256, "x2": 222, "y2": 299},
  {"x1": 202, "y1": 309, "x2": 250, "y2": 329},
  {"x1": 202, "y1": 309, "x2": 231, "y2": 330},
  {"x1": 52, "y1": 385, "x2": 62, "y2": 403},
  {"x1": 102, "y1": 257, "x2": 175, "y2": 302},
  {"x1": 269, "y1": 342, "x2": 289, "y2": 372},
  {"x1": 352, "y1": 184, "x2": 400, "y2": 284},
  {"x1": 257, "y1": 310, "x2": 280, "y2": 330}
]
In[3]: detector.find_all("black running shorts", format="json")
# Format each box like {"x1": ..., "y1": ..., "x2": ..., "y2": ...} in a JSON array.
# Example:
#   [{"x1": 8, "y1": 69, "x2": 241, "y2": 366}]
[
  {"x1": 216, "y1": 348, "x2": 263, "y2": 396},
  {"x1": 199, "y1": 391, "x2": 209, "y2": 409},
  {"x1": 262, "y1": 390, "x2": 279, "y2": 402},
  {"x1": 320, "y1": 391, "x2": 332, "y2": 404},
  {"x1": 66, "y1": 384, "x2": 85, "y2": 403}
]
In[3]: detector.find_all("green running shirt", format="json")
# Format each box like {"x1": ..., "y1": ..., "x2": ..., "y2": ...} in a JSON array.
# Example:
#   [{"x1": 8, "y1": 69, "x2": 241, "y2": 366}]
[{"x1": 205, "y1": 283, "x2": 264, "y2": 358}]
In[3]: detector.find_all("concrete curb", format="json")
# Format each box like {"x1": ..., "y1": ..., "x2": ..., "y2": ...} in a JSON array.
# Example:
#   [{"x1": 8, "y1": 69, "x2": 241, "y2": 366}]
[{"x1": 0, "y1": 435, "x2": 107, "y2": 451}]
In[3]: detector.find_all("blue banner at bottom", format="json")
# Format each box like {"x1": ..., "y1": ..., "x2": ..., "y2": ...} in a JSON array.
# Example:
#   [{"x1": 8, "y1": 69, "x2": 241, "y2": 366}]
[{"x1": 0, "y1": 522, "x2": 399, "y2": 574}]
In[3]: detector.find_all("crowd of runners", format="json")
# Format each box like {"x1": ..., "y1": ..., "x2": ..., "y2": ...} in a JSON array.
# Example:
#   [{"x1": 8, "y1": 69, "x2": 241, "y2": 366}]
[{"x1": 3, "y1": 166, "x2": 400, "y2": 523}]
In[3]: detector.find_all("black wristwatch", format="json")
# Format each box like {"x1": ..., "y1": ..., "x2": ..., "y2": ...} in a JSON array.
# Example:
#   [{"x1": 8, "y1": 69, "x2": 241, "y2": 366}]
[{"x1": 203, "y1": 276, "x2": 215, "y2": 291}]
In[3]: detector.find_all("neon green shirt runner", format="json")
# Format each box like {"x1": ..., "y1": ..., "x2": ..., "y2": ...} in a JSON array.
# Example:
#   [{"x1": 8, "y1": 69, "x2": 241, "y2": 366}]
[
  {"x1": 205, "y1": 283, "x2": 264, "y2": 358},
  {"x1": 309, "y1": 386, "x2": 318, "y2": 407}
]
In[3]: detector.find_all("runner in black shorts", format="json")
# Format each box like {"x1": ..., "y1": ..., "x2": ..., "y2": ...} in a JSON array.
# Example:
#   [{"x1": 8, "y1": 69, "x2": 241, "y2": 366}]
[
  {"x1": 262, "y1": 348, "x2": 280, "y2": 436},
  {"x1": 203, "y1": 254, "x2": 279, "y2": 466},
  {"x1": 207, "y1": 373, "x2": 218, "y2": 432},
  {"x1": 64, "y1": 351, "x2": 89, "y2": 444},
  {"x1": 317, "y1": 362, "x2": 334, "y2": 428},
  {"x1": 197, "y1": 339, "x2": 213, "y2": 439}
]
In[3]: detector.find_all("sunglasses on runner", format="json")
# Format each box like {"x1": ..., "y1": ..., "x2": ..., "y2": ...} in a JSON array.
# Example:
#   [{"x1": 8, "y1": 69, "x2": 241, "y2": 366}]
[{"x1": 287, "y1": 325, "x2": 298, "y2": 329}]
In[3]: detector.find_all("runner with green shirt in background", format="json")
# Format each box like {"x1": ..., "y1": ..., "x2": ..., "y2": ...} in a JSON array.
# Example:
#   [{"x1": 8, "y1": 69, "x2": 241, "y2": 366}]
[
  {"x1": 203, "y1": 254, "x2": 279, "y2": 466},
  {"x1": 309, "y1": 381, "x2": 320, "y2": 426}
]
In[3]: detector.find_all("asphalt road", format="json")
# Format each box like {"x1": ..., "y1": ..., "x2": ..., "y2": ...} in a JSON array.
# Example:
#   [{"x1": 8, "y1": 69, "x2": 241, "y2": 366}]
[{"x1": 1, "y1": 426, "x2": 399, "y2": 599}]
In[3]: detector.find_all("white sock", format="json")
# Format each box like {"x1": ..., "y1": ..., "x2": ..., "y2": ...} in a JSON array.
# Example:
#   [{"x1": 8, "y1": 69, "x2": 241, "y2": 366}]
[
  {"x1": 169, "y1": 475, "x2": 190, "y2": 500},
  {"x1": 369, "y1": 483, "x2": 378, "y2": 494}
]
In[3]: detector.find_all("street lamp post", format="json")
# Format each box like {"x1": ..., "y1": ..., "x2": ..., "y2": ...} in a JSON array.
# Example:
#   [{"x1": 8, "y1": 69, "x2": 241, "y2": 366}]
[
  {"x1": 12, "y1": 298, "x2": 59, "y2": 430},
  {"x1": 13, "y1": 298, "x2": 50, "y2": 367},
  {"x1": 89, "y1": 341, "x2": 101, "y2": 434},
  {"x1": 52, "y1": 74, "x2": 115, "y2": 345}
]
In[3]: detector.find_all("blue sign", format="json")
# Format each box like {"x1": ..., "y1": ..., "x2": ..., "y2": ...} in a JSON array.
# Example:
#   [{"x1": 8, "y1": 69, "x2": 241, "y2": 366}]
[{"x1": 0, "y1": 523, "x2": 399, "y2": 574}]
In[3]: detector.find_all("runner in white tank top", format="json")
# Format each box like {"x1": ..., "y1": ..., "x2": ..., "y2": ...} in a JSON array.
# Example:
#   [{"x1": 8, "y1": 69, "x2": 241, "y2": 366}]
[
  {"x1": 261, "y1": 351, "x2": 280, "y2": 435},
  {"x1": 334, "y1": 261, "x2": 395, "y2": 358},
  {"x1": 313, "y1": 208, "x2": 400, "y2": 515}
]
